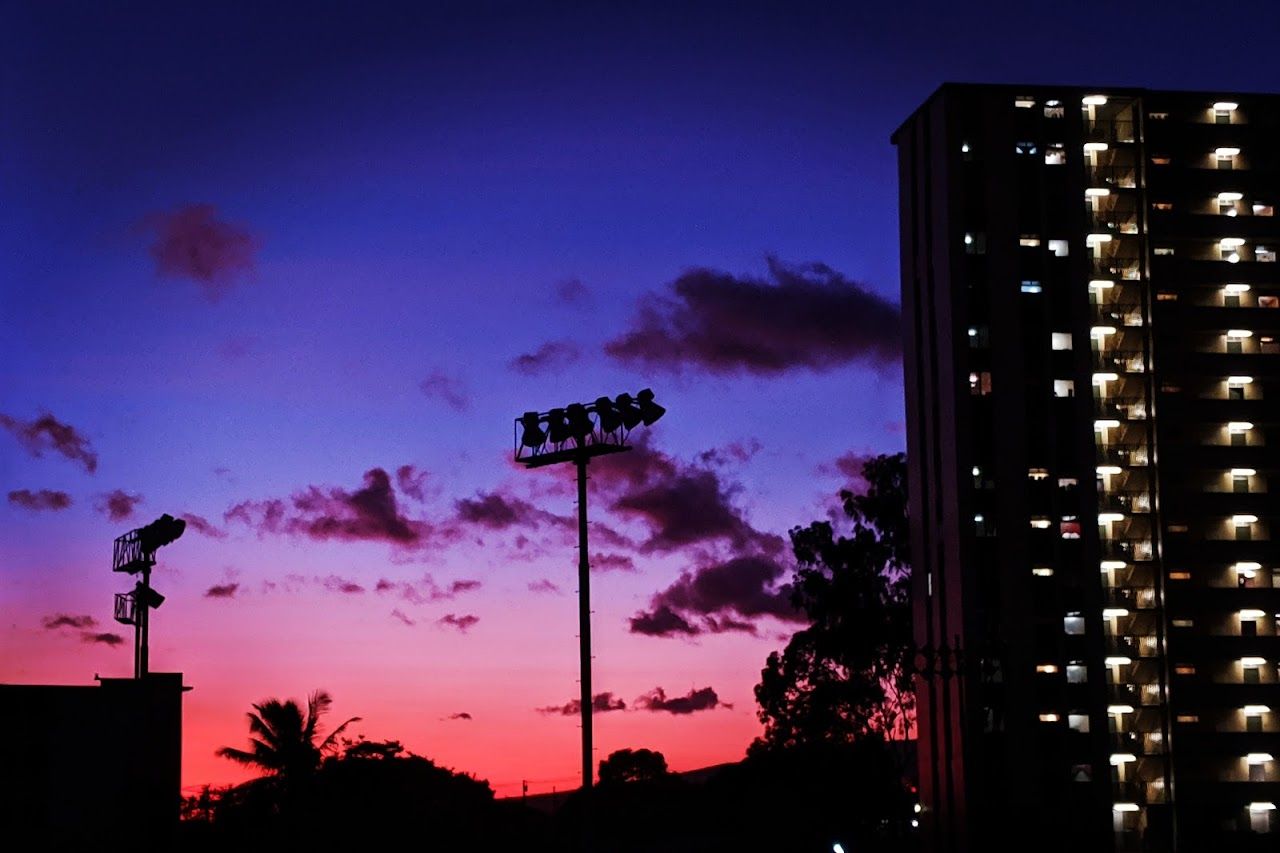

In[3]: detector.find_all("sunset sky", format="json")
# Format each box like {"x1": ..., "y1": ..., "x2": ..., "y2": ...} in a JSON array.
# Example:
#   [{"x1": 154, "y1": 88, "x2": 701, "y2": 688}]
[{"x1": 4, "y1": 2, "x2": 1279, "y2": 798}]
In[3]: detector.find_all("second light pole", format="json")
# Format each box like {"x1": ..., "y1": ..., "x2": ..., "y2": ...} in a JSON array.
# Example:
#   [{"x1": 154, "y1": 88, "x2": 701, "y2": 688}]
[{"x1": 514, "y1": 389, "x2": 666, "y2": 793}]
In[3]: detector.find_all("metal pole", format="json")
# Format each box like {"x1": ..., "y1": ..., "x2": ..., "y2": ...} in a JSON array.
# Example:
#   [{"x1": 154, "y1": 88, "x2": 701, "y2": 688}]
[
  {"x1": 575, "y1": 453, "x2": 592, "y2": 793},
  {"x1": 138, "y1": 568, "x2": 150, "y2": 678}
]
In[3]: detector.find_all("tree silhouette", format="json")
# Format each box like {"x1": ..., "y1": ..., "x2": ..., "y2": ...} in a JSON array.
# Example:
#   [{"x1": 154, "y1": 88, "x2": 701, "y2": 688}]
[
  {"x1": 216, "y1": 690, "x2": 360, "y2": 783},
  {"x1": 753, "y1": 453, "x2": 912, "y2": 751},
  {"x1": 598, "y1": 748, "x2": 669, "y2": 785}
]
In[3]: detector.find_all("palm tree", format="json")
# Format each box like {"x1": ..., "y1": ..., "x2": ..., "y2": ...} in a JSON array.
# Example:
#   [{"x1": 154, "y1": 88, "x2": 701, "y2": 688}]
[{"x1": 217, "y1": 690, "x2": 360, "y2": 783}]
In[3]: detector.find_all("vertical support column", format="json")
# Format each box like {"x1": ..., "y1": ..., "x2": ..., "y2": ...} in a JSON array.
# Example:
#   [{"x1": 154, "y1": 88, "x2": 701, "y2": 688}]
[
  {"x1": 138, "y1": 568, "x2": 151, "y2": 678},
  {"x1": 575, "y1": 453, "x2": 593, "y2": 852}
]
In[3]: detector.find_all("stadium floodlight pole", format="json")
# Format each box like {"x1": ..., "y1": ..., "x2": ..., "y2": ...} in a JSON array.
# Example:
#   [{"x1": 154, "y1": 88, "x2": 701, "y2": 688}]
[
  {"x1": 112, "y1": 514, "x2": 186, "y2": 678},
  {"x1": 514, "y1": 390, "x2": 666, "y2": 796}
]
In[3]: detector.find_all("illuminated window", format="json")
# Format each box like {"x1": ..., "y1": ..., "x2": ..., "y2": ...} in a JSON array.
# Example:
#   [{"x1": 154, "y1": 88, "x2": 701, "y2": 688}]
[
  {"x1": 1020, "y1": 235, "x2": 1042, "y2": 247},
  {"x1": 1175, "y1": 664, "x2": 1196, "y2": 675},
  {"x1": 1255, "y1": 204, "x2": 1274, "y2": 217},
  {"x1": 1258, "y1": 246, "x2": 1277, "y2": 263},
  {"x1": 1044, "y1": 143, "x2": 1066, "y2": 163},
  {"x1": 964, "y1": 232, "x2": 985, "y2": 254},
  {"x1": 1175, "y1": 714, "x2": 1198, "y2": 724},
  {"x1": 969, "y1": 372, "x2": 992, "y2": 396},
  {"x1": 1021, "y1": 281, "x2": 1043, "y2": 294},
  {"x1": 1064, "y1": 615, "x2": 1085, "y2": 635},
  {"x1": 1068, "y1": 713, "x2": 1089, "y2": 732},
  {"x1": 1038, "y1": 713, "x2": 1060, "y2": 722},
  {"x1": 1051, "y1": 332, "x2": 1072, "y2": 350},
  {"x1": 1067, "y1": 664, "x2": 1087, "y2": 684},
  {"x1": 1171, "y1": 618, "x2": 1193, "y2": 627},
  {"x1": 1015, "y1": 96, "x2": 1036, "y2": 109},
  {"x1": 1154, "y1": 247, "x2": 1175, "y2": 256},
  {"x1": 1048, "y1": 239, "x2": 1069, "y2": 257},
  {"x1": 1261, "y1": 296, "x2": 1280, "y2": 308},
  {"x1": 1169, "y1": 572, "x2": 1192, "y2": 581},
  {"x1": 1035, "y1": 663, "x2": 1059, "y2": 674},
  {"x1": 1060, "y1": 518, "x2": 1082, "y2": 539},
  {"x1": 1028, "y1": 468, "x2": 1049, "y2": 480},
  {"x1": 1016, "y1": 141, "x2": 1038, "y2": 155},
  {"x1": 1151, "y1": 155, "x2": 1172, "y2": 166},
  {"x1": 1044, "y1": 102, "x2": 1065, "y2": 119},
  {"x1": 1156, "y1": 292, "x2": 1178, "y2": 301},
  {"x1": 1153, "y1": 201, "x2": 1173, "y2": 211}
]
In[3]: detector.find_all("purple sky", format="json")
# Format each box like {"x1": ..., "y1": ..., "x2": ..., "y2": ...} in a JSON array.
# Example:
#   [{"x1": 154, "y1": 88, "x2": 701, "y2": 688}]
[{"x1": 3, "y1": 0, "x2": 1279, "y2": 796}]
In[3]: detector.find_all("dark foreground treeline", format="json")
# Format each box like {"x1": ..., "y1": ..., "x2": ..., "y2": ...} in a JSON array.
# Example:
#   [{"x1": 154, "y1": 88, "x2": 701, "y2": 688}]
[{"x1": 178, "y1": 737, "x2": 914, "y2": 852}]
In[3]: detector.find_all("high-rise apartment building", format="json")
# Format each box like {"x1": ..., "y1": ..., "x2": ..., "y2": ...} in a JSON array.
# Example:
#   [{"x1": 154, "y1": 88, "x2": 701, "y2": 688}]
[{"x1": 894, "y1": 84, "x2": 1279, "y2": 852}]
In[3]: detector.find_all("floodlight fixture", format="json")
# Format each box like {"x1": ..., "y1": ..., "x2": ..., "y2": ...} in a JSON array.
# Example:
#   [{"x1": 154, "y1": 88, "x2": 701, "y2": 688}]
[{"x1": 110, "y1": 514, "x2": 185, "y2": 678}]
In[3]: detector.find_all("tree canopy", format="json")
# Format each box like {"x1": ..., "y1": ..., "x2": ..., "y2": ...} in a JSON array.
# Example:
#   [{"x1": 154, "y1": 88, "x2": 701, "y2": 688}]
[{"x1": 753, "y1": 452, "x2": 912, "y2": 751}]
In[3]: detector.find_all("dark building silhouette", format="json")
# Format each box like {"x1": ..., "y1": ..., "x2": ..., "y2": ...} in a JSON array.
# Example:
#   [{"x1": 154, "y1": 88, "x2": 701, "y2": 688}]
[
  {"x1": 894, "y1": 84, "x2": 1280, "y2": 851},
  {"x1": 0, "y1": 673, "x2": 187, "y2": 846}
]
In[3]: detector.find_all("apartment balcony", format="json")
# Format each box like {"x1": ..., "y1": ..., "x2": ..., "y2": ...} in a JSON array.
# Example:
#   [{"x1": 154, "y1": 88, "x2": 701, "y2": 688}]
[
  {"x1": 1148, "y1": 212, "x2": 1280, "y2": 241},
  {"x1": 1105, "y1": 586, "x2": 1157, "y2": 610},
  {"x1": 1093, "y1": 349, "x2": 1148, "y2": 373},
  {"x1": 1097, "y1": 444, "x2": 1150, "y2": 468},
  {"x1": 1099, "y1": 491, "x2": 1152, "y2": 514},
  {"x1": 1094, "y1": 396, "x2": 1150, "y2": 420},
  {"x1": 1086, "y1": 164, "x2": 1138, "y2": 190},
  {"x1": 1092, "y1": 301, "x2": 1147, "y2": 328},
  {"x1": 1101, "y1": 538, "x2": 1155, "y2": 562},
  {"x1": 1152, "y1": 257, "x2": 1280, "y2": 285}
]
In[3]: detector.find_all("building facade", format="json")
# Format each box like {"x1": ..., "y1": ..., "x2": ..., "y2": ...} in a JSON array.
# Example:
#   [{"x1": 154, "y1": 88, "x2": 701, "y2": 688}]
[
  {"x1": 0, "y1": 673, "x2": 187, "y2": 846},
  {"x1": 894, "y1": 84, "x2": 1279, "y2": 851}
]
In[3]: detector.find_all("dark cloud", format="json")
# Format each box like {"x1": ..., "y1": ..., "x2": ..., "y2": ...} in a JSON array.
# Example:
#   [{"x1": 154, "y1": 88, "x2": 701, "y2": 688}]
[
  {"x1": 419, "y1": 370, "x2": 469, "y2": 412},
  {"x1": 81, "y1": 632, "x2": 126, "y2": 647},
  {"x1": 527, "y1": 578, "x2": 561, "y2": 594},
  {"x1": 205, "y1": 583, "x2": 239, "y2": 599},
  {"x1": 390, "y1": 609, "x2": 416, "y2": 626},
  {"x1": 508, "y1": 340, "x2": 581, "y2": 375},
  {"x1": 395, "y1": 465, "x2": 430, "y2": 502},
  {"x1": 322, "y1": 575, "x2": 365, "y2": 594},
  {"x1": 446, "y1": 712, "x2": 472, "y2": 721},
  {"x1": 536, "y1": 692, "x2": 627, "y2": 716},
  {"x1": 437, "y1": 613, "x2": 479, "y2": 633},
  {"x1": 593, "y1": 439, "x2": 779, "y2": 555},
  {"x1": 375, "y1": 575, "x2": 480, "y2": 604},
  {"x1": 144, "y1": 204, "x2": 258, "y2": 300},
  {"x1": 225, "y1": 468, "x2": 435, "y2": 548},
  {"x1": 8, "y1": 489, "x2": 72, "y2": 511},
  {"x1": 454, "y1": 490, "x2": 570, "y2": 533},
  {"x1": 628, "y1": 604, "x2": 699, "y2": 637},
  {"x1": 634, "y1": 686, "x2": 728, "y2": 714},
  {"x1": 591, "y1": 552, "x2": 636, "y2": 572},
  {"x1": 180, "y1": 512, "x2": 227, "y2": 538},
  {"x1": 605, "y1": 257, "x2": 899, "y2": 375},
  {"x1": 613, "y1": 468, "x2": 755, "y2": 553},
  {"x1": 698, "y1": 438, "x2": 763, "y2": 467},
  {"x1": 96, "y1": 489, "x2": 142, "y2": 522},
  {"x1": 555, "y1": 278, "x2": 591, "y2": 305},
  {"x1": 0, "y1": 412, "x2": 98, "y2": 473},
  {"x1": 629, "y1": 555, "x2": 802, "y2": 637},
  {"x1": 826, "y1": 451, "x2": 873, "y2": 492},
  {"x1": 43, "y1": 613, "x2": 97, "y2": 630}
]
